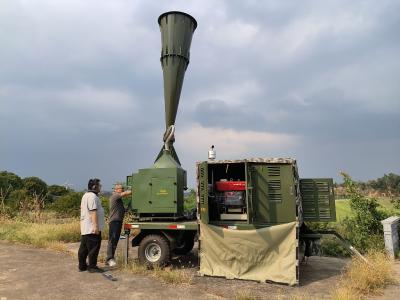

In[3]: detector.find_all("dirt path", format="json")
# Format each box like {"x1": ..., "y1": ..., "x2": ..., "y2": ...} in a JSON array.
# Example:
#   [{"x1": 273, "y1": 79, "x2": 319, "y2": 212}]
[
  {"x1": 0, "y1": 241, "x2": 216, "y2": 300},
  {"x1": 0, "y1": 240, "x2": 357, "y2": 299}
]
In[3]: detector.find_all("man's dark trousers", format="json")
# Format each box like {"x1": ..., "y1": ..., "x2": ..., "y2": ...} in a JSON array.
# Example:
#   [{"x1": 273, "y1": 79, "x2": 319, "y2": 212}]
[
  {"x1": 78, "y1": 233, "x2": 102, "y2": 270},
  {"x1": 106, "y1": 221, "x2": 122, "y2": 261}
]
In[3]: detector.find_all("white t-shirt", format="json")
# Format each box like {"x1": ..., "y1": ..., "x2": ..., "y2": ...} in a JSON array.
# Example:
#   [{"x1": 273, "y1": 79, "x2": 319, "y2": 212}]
[{"x1": 80, "y1": 192, "x2": 105, "y2": 235}]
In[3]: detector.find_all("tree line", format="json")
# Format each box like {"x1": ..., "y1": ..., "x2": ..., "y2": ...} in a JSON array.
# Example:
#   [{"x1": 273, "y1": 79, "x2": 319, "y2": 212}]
[
  {"x1": 334, "y1": 173, "x2": 400, "y2": 201},
  {"x1": 0, "y1": 170, "x2": 110, "y2": 219},
  {"x1": 0, "y1": 170, "x2": 198, "y2": 219}
]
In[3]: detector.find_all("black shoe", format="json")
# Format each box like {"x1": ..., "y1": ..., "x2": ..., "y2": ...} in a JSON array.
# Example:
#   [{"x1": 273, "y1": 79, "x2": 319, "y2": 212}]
[
  {"x1": 79, "y1": 266, "x2": 88, "y2": 272},
  {"x1": 88, "y1": 266, "x2": 104, "y2": 273}
]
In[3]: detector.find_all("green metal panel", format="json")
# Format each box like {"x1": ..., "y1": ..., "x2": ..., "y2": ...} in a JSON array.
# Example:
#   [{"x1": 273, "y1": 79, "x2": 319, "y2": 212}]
[
  {"x1": 151, "y1": 177, "x2": 175, "y2": 209},
  {"x1": 198, "y1": 162, "x2": 209, "y2": 223},
  {"x1": 300, "y1": 178, "x2": 336, "y2": 222},
  {"x1": 250, "y1": 163, "x2": 296, "y2": 224}
]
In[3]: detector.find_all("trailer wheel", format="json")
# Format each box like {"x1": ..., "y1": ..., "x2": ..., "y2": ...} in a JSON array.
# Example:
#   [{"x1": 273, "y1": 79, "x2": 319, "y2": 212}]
[
  {"x1": 174, "y1": 233, "x2": 195, "y2": 255},
  {"x1": 138, "y1": 234, "x2": 170, "y2": 266}
]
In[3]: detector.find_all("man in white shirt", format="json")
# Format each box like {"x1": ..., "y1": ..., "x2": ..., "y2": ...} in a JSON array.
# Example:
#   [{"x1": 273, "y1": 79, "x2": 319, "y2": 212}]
[{"x1": 78, "y1": 178, "x2": 105, "y2": 273}]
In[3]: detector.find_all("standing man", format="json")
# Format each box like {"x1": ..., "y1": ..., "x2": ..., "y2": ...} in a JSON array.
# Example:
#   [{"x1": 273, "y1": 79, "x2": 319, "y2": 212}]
[
  {"x1": 106, "y1": 183, "x2": 132, "y2": 267},
  {"x1": 78, "y1": 178, "x2": 105, "y2": 273}
]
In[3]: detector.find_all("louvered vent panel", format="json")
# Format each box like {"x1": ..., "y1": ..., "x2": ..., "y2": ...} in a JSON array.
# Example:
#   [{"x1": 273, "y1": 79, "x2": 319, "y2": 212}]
[
  {"x1": 268, "y1": 180, "x2": 281, "y2": 190},
  {"x1": 267, "y1": 166, "x2": 280, "y2": 176},
  {"x1": 300, "y1": 178, "x2": 336, "y2": 222},
  {"x1": 268, "y1": 193, "x2": 282, "y2": 202},
  {"x1": 199, "y1": 166, "x2": 206, "y2": 205}
]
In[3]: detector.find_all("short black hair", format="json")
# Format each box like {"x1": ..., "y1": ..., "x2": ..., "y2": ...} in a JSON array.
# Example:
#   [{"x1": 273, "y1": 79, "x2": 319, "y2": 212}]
[{"x1": 88, "y1": 178, "x2": 101, "y2": 190}]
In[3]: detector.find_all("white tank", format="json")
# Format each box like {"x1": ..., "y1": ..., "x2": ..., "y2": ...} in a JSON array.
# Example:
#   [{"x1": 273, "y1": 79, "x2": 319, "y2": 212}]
[{"x1": 208, "y1": 145, "x2": 216, "y2": 160}]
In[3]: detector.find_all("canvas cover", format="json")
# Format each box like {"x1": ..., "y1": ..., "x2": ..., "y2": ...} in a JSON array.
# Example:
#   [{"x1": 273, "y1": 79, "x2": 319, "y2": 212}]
[{"x1": 199, "y1": 222, "x2": 298, "y2": 285}]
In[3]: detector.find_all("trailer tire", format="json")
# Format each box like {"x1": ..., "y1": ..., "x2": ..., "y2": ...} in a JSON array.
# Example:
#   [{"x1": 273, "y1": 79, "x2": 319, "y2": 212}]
[
  {"x1": 138, "y1": 234, "x2": 170, "y2": 267},
  {"x1": 174, "y1": 233, "x2": 195, "y2": 255}
]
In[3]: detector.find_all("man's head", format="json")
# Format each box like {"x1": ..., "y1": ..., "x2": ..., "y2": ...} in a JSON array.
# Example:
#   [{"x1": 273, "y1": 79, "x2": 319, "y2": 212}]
[
  {"x1": 114, "y1": 184, "x2": 123, "y2": 193},
  {"x1": 88, "y1": 178, "x2": 101, "y2": 193}
]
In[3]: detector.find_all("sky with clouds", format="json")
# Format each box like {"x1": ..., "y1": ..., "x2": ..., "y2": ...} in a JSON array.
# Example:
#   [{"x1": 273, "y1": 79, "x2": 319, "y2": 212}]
[{"x1": 1, "y1": 0, "x2": 399, "y2": 190}]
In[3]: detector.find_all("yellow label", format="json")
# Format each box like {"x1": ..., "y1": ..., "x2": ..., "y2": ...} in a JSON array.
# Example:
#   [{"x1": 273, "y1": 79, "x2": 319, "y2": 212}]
[{"x1": 156, "y1": 189, "x2": 168, "y2": 196}]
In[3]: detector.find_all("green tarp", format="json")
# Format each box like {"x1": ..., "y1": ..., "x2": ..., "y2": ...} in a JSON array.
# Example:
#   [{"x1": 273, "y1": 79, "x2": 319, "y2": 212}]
[{"x1": 199, "y1": 221, "x2": 298, "y2": 285}]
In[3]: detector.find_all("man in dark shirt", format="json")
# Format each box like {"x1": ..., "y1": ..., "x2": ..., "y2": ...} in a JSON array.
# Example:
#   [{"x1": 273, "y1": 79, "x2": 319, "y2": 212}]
[{"x1": 106, "y1": 183, "x2": 132, "y2": 267}]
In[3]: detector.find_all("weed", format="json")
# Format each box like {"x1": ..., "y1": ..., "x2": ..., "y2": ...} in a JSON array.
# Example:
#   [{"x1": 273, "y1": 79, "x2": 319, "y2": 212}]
[
  {"x1": 121, "y1": 258, "x2": 193, "y2": 284},
  {"x1": 331, "y1": 250, "x2": 396, "y2": 299},
  {"x1": 152, "y1": 265, "x2": 193, "y2": 284},
  {"x1": 234, "y1": 289, "x2": 259, "y2": 300},
  {"x1": 121, "y1": 258, "x2": 148, "y2": 275}
]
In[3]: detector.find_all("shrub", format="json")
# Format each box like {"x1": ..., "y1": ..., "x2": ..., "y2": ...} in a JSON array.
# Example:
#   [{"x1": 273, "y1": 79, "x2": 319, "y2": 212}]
[
  {"x1": 320, "y1": 236, "x2": 350, "y2": 257},
  {"x1": 341, "y1": 173, "x2": 388, "y2": 252},
  {"x1": 184, "y1": 189, "x2": 196, "y2": 212},
  {"x1": 50, "y1": 192, "x2": 83, "y2": 217}
]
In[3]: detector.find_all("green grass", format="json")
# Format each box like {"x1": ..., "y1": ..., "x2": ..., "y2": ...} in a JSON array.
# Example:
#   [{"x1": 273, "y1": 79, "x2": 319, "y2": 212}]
[
  {"x1": 334, "y1": 197, "x2": 400, "y2": 223},
  {"x1": 335, "y1": 199, "x2": 352, "y2": 222}
]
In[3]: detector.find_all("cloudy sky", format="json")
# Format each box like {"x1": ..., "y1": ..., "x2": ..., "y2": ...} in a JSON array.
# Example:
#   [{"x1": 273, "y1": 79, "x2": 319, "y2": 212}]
[{"x1": 1, "y1": 0, "x2": 399, "y2": 190}]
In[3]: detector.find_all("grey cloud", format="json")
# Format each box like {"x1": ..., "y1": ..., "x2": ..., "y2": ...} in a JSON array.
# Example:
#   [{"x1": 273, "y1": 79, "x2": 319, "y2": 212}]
[{"x1": 1, "y1": 0, "x2": 399, "y2": 189}]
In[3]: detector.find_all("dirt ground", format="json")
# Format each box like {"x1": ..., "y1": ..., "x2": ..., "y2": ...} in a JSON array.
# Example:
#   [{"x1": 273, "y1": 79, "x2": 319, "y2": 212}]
[{"x1": 1, "y1": 240, "x2": 399, "y2": 300}]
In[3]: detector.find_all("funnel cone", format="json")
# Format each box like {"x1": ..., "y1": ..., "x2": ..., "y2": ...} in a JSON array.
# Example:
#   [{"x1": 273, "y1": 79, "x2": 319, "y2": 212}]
[{"x1": 158, "y1": 11, "x2": 197, "y2": 129}]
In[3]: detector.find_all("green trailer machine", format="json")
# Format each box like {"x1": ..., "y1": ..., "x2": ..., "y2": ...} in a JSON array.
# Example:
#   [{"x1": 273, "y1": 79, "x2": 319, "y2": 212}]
[{"x1": 124, "y1": 11, "x2": 337, "y2": 285}]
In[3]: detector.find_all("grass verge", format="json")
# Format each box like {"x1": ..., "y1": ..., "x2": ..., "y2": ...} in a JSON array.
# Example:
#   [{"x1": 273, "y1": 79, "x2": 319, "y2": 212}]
[
  {"x1": 331, "y1": 250, "x2": 396, "y2": 299},
  {"x1": 0, "y1": 218, "x2": 81, "y2": 250}
]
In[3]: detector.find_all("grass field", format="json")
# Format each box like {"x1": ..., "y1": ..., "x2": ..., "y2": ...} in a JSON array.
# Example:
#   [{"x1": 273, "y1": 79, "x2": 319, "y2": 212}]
[
  {"x1": 334, "y1": 199, "x2": 352, "y2": 222},
  {"x1": 334, "y1": 197, "x2": 400, "y2": 223}
]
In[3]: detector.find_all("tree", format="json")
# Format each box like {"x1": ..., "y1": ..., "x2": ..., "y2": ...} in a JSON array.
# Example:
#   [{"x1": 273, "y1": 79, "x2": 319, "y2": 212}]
[
  {"x1": 0, "y1": 171, "x2": 23, "y2": 214},
  {"x1": 369, "y1": 173, "x2": 400, "y2": 195},
  {"x1": 0, "y1": 171, "x2": 23, "y2": 197},
  {"x1": 47, "y1": 184, "x2": 70, "y2": 203},
  {"x1": 8, "y1": 189, "x2": 30, "y2": 213},
  {"x1": 22, "y1": 177, "x2": 48, "y2": 197}
]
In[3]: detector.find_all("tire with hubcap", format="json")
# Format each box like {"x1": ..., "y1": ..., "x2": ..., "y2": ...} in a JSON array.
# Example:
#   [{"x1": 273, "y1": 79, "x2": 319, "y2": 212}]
[{"x1": 138, "y1": 234, "x2": 170, "y2": 266}]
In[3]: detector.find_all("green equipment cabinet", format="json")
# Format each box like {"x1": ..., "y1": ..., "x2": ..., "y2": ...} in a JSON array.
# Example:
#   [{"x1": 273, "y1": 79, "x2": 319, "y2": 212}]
[
  {"x1": 127, "y1": 151, "x2": 187, "y2": 218},
  {"x1": 196, "y1": 159, "x2": 336, "y2": 285}
]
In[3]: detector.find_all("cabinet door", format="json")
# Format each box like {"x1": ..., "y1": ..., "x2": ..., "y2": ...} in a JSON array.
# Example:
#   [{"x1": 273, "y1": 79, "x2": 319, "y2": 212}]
[
  {"x1": 251, "y1": 164, "x2": 296, "y2": 224},
  {"x1": 151, "y1": 177, "x2": 175, "y2": 210},
  {"x1": 300, "y1": 178, "x2": 336, "y2": 222}
]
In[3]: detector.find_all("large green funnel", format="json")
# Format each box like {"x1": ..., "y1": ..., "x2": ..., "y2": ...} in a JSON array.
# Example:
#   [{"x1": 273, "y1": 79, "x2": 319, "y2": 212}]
[{"x1": 158, "y1": 11, "x2": 197, "y2": 129}]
